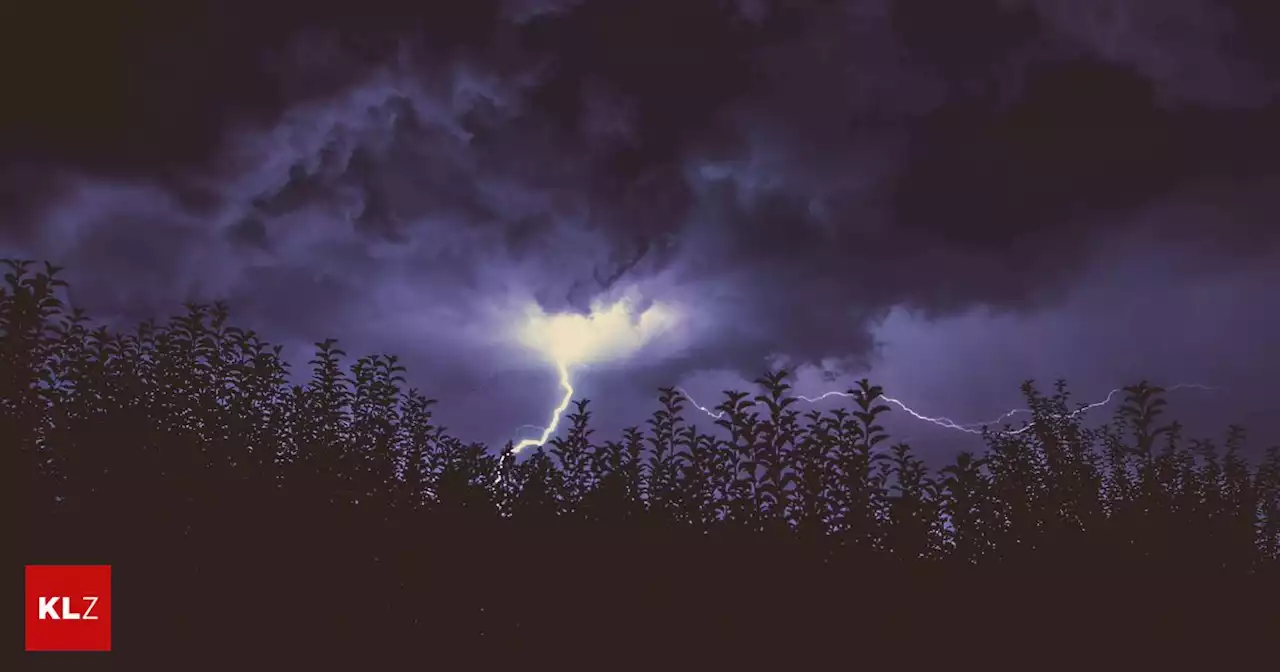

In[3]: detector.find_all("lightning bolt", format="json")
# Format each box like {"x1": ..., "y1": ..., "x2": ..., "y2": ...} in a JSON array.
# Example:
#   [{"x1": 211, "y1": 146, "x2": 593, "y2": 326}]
[
  {"x1": 677, "y1": 387, "x2": 726, "y2": 420},
  {"x1": 503, "y1": 292, "x2": 1218, "y2": 460},
  {"x1": 677, "y1": 383, "x2": 1219, "y2": 436},
  {"x1": 497, "y1": 369, "x2": 1214, "y2": 489},
  {"x1": 510, "y1": 359, "x2": 575, "y2": 454}
]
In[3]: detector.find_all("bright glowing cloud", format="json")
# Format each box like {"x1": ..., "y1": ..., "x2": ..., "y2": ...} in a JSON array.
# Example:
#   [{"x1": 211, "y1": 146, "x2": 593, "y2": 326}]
[
  {"x1": 515, "y1": 291, "x2": 681, "y2": 368},
  {"x1": 504, "y1": 288, "x2": 682, "y2": 454}
]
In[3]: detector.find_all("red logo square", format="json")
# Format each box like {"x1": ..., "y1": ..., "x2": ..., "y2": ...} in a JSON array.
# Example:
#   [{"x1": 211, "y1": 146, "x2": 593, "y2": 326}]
[{"x1": 25, "y1": 565, "x2": 112, "y2": 652}]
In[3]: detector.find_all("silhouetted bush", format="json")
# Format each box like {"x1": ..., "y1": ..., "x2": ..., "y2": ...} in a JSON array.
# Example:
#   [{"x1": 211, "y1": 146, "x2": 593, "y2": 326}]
[{"x1": 8, "y1": 259, "x2": 1279, "y2": 664}]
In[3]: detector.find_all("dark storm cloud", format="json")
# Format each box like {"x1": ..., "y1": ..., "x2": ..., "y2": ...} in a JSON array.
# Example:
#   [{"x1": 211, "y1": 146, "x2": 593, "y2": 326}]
[{"x1": 3, "y1": 0, "x2": 1278, "y2": 444}]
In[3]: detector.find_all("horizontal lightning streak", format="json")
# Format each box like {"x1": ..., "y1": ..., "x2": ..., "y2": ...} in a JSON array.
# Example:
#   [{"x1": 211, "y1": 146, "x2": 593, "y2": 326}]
[
  {"x1": 676, "y1": 388, "x2": 726, "y2": 420},
  {"x1": 677, "y1": 383, "x2": 1219, "y2": 436}
]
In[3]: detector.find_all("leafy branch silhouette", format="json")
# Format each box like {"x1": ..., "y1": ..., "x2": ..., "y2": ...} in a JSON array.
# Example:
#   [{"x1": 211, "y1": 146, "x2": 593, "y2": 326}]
[{"x1": 8, "y1": 259, "x2": 1279, "y2": 662}]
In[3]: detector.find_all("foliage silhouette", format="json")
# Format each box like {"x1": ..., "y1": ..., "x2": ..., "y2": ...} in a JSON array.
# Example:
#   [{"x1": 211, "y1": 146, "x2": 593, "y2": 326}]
[{"x1": 8, "y1": 259, "x2": 1279, "y2": 664}]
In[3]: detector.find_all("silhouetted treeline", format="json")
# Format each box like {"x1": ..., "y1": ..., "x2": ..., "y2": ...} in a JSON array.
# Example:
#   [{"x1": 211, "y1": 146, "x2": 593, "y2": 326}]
[{"x1": 8, "y1": 259, "x2": 1279, "y2": 665}]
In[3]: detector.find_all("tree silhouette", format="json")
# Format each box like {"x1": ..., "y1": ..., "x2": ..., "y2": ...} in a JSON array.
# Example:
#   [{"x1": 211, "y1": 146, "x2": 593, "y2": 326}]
[{"x1": 9, "y1": 258, "x2": 1278, "y2": 664}]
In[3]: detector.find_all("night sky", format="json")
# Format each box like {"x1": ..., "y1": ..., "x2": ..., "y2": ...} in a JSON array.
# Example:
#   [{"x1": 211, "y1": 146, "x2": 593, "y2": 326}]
[{"x1": 3, "y1": 0, "x2": 1279, "y2": 458}]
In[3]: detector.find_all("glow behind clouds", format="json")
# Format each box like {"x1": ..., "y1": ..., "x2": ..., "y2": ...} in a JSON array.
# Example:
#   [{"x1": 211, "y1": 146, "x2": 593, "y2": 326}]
[
  {"x1": 516, "y1": 292, "x2": 681, "y2": 368},
  {"x1": 509, "y1": 290, "x2": 681, "y2": 452}
]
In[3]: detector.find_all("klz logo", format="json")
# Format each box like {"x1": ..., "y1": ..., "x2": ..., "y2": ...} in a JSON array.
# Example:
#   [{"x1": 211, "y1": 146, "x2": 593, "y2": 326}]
[
  {"x1": 25, "y1": 565, "x2": 112, "y2": 652},
  {"x1": 38, "y1": 596, "x2": 101, "y2": 620}
]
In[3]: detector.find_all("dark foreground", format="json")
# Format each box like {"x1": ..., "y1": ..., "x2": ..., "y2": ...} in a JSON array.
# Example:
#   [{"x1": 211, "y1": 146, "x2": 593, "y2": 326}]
[{"x1": 20, "y1": 513, "x2": 1280, "y2": 669}]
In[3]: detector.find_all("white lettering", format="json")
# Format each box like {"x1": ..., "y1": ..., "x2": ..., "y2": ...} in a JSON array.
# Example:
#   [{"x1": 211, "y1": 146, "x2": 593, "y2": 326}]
[
  {"x1": 61, "y1": 597, "x2": 80, "y2": 620},
  {"x1": 35, "y1": 596, "x2": 99, "y2": 620},
  {"x1": 38, "y1": 596, "x2": 60, "y2": 620}
]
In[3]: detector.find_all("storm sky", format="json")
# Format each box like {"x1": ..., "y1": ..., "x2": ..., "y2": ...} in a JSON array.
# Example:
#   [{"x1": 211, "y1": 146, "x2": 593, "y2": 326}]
[{"x1": 3, "y1": 0, "x2": 1279, "y2": 457}]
